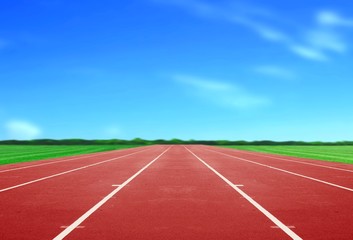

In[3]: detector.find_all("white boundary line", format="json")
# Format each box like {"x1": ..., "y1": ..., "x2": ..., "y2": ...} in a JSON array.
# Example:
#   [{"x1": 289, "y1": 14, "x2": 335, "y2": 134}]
[
  {"x1": 205, "y1": 148, "x2": 353, "y2": 192},
  {"x1": 0, "y1": 148, "x2": 151, "y2": 193},
  {"x1": 53, "y1": 147, "x2": 170, "y2": 240},
  {"x1": 210, "y1": 147, "x2": 353, "y2": 173},
  {"x1": 185, "y1": 147, "x2": 302, "y2": 240},
  {"x1": 0, "y1": 146, "x2": 150, "y2": 174}
]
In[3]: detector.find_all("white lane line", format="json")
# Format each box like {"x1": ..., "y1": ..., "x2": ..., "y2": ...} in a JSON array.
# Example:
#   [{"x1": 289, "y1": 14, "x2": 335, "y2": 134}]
[
  {"x1": 60, "y1": 226, "x2": 85, "y2": 229},
  {"x1": 53, "y1": 147, "x2": 170, "y2": 240},
  {"x1": 205, "y1": 148, "x2": 353, "y2": 193},
  {"x1": 215, "y1": 147, "x2": 353, "y2": 173},
  {"x1": 111, "y1": 184, "x2": 121, "y2": 187},
  {"x1": 271, "y1": 226, "x2": 296, "y2": 229},
  {"x1": 0, "y1": 148, "x2": 151, "y2": 193},
  {"x1": 185, "y1": 147, "x2": 302, "y2": 240},
  {"x1": 0, "y1": 146, "x2": 151, "y2": 174}
]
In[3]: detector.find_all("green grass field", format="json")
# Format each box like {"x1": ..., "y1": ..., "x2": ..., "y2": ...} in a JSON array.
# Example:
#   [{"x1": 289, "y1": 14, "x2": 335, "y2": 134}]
[
  {"x1": 223, "y1": 145, "x2": 353, "y2": 164},
  {"x1": 0, "y1": 145, "x2": 141, "y2": 165}
]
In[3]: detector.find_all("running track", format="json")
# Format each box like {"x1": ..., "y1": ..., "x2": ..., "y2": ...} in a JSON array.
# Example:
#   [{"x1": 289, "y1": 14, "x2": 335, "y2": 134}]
[{"x1": 1, "y1": 145, "x2": 353, "y2": 239}]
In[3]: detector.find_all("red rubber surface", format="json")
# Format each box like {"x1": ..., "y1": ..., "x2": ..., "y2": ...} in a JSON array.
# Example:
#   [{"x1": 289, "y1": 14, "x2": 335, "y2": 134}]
[{"x1": 0, "y1": 145, "x2": 352, "y2": 239}]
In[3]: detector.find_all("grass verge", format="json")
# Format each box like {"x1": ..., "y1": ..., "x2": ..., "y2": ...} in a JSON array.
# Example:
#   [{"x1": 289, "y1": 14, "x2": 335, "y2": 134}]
[
  {"x1": 222, "y1": 145, "x2": 353, "y2": 164},
  {"x1": 0, "y1": 145, "x2": 142, "y2": 165}
]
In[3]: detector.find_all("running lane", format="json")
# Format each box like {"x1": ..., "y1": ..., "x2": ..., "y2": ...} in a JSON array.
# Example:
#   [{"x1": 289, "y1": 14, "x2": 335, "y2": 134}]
[
  {"x1": 0, "y1": 146, "x2": 150, "y2": 173},
  {"x1": 0, "y1": 146, "x2": 151, "y2": 191},
  {"x1": 202, "y1": 145, "x2": 353, "y2": 190},
  {"x1": 189, "y1": 145, "x2": 353, "y2": 239},
  {"x1": 0, "y1": 145, "x2": 167, "y2": 239},
  {"x1": 59, "y1": 145, "x2": 297, "y2": 240}
]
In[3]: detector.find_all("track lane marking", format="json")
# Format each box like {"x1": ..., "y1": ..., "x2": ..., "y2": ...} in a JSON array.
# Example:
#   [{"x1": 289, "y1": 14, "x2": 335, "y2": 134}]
[
  {"x1": 53, "y1": 147, "x2": 171, "y2": 240},
  {"x1": 0, "y1": 146, "x2": 151, "y2": 174},
  {"x1": 60, "y1": 226, "x2": 85, "y2": 229},
  {"x1": 205, "y1": 148, "x2": 353, "y2": 192},
  {"x1": 271, "y1": 226, "x2": 296, "y2": 229},
  {"x1": 0, "y1": 148, "x2": 153, "y2": 193},
  {"x1": 213, "y1": 147, "x2": 353, "y2": 173},
  {"x1": 185, "y1": 147, "x2": 302, "y2": 240}
]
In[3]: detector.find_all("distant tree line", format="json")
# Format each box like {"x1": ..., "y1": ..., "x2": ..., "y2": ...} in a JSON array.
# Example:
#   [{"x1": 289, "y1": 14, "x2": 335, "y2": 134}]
[{"x1": 1, "y1": 138, "x2": 353, "y2": 146}]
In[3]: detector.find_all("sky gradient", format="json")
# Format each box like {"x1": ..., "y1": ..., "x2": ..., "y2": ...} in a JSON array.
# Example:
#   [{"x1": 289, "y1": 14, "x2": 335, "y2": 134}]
[{"x1": 1, "y1": 0, "x2": 353, "y2": 141}]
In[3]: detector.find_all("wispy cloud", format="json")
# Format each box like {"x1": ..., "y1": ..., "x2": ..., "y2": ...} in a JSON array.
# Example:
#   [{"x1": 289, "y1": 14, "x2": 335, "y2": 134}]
[
  {"x1": 5, "y1": 120, "x2": 42, "y2": 140},
  {"x1": 293, "y1": 10, "x2": 352, "y2": 61},
  {"x1": 152, "y1": 1, "x2": 352, "y2": 61},
  {"x1": 155, "y1": 0, "x2": 288, "y2": 43},
  {"x1": 228, "y1": 16, "x2": 290, "y2": 43},
  {"x1": 255, "y1": 65, "x2": 296, "y2": 80},
  {"x1": 290, "y1": 45, "x2": 328, "y2": 61},
  {"x1": 305, "y1": 29, "x2": 346, "y2": 53},
  {"x1": 173, "y1": 75, "x2": 270, "y2": 109},
  {"x1": 317, "y1": 11, "x2": 353, "y2": 27}
]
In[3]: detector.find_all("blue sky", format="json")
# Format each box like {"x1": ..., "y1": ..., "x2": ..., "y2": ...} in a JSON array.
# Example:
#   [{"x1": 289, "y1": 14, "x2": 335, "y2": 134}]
[{"x1": 1, "y1": 0, "x2": 353, "y2": 141}]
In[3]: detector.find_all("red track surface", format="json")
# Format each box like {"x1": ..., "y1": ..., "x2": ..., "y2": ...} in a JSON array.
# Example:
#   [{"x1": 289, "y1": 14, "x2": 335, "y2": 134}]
[{"x1": 1, "y1": 145, "x2": 353, "y2": 239}]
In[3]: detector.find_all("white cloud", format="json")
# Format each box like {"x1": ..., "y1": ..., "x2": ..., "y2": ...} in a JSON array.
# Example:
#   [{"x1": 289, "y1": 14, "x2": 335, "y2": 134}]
[
  {"x1": 233, "y1": 17, "x2": 289, "y2": 43},
  {"x1": 255, "y1": 65, "x2": 295, "y2": 80},
  {"x1": 175, "y1": 75, "x2": 232, "y2": 91},
  {"x1": 253, "y1": 25, "x2": 288, "y2": 42},
  {"x1": 305, "y1": 29, "x2": 346, "y2": 53},
  {"x1": 293, "y1": 12, "x2": 351, "y2": 61},
  {"x1": 290, "y1": 45, "x2": 328, "y2": 61},
  {"x1": 5, "y1": 120, "x2": 41, "y2": 140},
  {"x1": 173, "y1": 75, "x2": 270, "y2": 109},
  {"x1": 153, "y1": 0, "x2": 288, "y2": 42},
  {"x1": 152, "y1": 1, "x2": 352, "y2": 62},
  {"x1": 317, "y1": 11, "x2": 353, "y2": 27}
]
